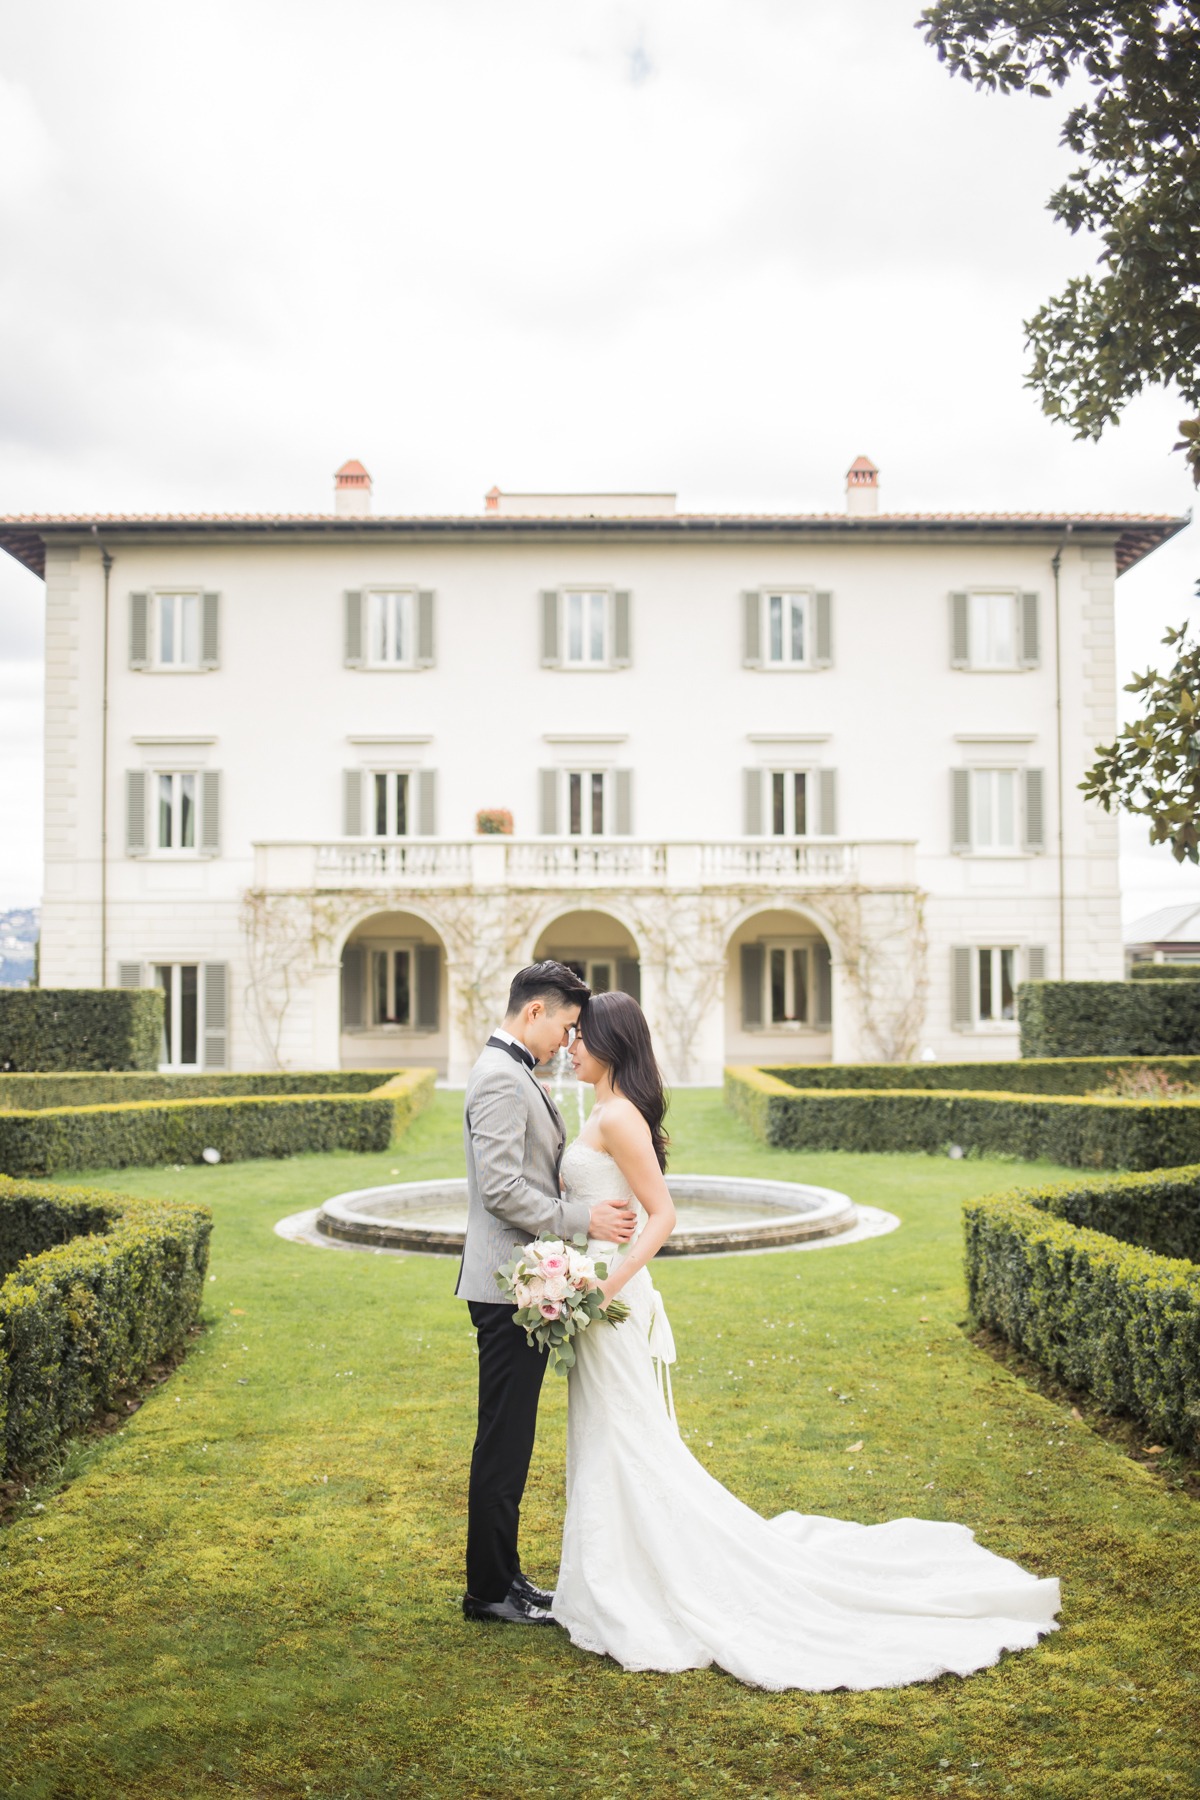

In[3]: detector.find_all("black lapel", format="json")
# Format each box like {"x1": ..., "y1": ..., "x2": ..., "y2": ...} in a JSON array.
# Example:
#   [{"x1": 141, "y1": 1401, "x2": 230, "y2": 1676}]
[{"x1": 486, "y1": 1034, "x2": 535, "y2": 1071}]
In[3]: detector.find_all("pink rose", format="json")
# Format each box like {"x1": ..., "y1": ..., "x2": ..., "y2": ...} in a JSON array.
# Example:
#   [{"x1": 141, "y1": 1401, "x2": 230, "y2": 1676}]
[
  {"x1": 540, "y1": 1253, "x2": 568, "y2": 1278},
  {"x1": 539, "y1": 1300, "x2": 562, "y2": 1320}
]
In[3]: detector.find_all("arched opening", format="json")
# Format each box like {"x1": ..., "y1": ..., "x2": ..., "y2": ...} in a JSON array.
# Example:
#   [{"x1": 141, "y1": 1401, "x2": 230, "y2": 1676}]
[
  {"x1": 726, "y1": 908, "x2": 833, "y2": 1065},
  {"x1": 339, "y1": 909, "x2": 448, "y2": 1072},
  {"x1": 533, "y1": 908, "x2": 641, "y2": 1001}
]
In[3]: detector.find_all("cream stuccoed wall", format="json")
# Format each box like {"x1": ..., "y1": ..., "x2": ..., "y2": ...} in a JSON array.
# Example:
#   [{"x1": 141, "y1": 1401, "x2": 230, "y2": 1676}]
[{"x1": 38, "y1": 526, "x2": 1124, "y2": 1079}]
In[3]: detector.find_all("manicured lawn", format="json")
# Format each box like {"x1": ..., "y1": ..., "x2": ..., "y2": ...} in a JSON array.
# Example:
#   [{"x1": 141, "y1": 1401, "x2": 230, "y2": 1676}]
[{"x1": 1, "y1": 1090, "x2": 1197, "y2": 1799}]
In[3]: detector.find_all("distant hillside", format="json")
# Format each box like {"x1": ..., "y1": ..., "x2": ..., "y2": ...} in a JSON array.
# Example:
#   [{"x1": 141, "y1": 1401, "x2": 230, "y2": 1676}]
[{"x1": 0, "y1": 907, "x2": 39, "y2": 988}]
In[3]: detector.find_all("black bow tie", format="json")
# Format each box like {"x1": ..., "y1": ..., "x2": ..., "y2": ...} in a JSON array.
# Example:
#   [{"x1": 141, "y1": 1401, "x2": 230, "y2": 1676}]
[{"x1": 487, "y1": 1034, "x2": 537, "y2": 1071}]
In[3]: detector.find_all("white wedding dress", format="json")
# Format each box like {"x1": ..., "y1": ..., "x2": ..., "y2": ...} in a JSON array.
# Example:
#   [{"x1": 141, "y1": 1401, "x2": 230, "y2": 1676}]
[{"x1": 551, "y1": 1139, "x2": 1062, "y2": 1691}]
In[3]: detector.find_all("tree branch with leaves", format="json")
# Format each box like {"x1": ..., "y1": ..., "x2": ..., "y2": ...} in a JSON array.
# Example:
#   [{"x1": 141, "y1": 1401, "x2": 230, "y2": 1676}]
[
  {"x1": 920, "y1": 1, "x2": 1200, "y2": 479},
  {"x1": 1082, "y1": 607, "x2": 1200, "y2": 861}
]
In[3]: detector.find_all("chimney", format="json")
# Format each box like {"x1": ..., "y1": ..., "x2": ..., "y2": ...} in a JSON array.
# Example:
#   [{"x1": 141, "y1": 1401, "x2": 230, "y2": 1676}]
[
  {"x1": 335, "y1": 459, "x2": 372, "y2": 517},
  {"x1": 845, "y1": 455, "x2": 879, "y2": 518},
  {"x1": 484, "y1": 485, "x2": 501, "y2": 513}
]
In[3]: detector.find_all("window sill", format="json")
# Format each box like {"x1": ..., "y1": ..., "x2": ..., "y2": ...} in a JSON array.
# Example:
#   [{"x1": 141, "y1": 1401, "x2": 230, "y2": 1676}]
[
  {"x1": 138, "y1": 665, "x2": 213, "y2": 675},
  {"x1": 343, "y1": 1025, "x2": 438, "y2": 1037},
  {"x1": 951, "y1": 665, "x2": 1036, "y2": 675},
  {"x1": 353, "y1": 663, "x2": 425, "y2": 673},
  {"x1": 750, "y1": 663, "x2": 824, "y2": 674}
]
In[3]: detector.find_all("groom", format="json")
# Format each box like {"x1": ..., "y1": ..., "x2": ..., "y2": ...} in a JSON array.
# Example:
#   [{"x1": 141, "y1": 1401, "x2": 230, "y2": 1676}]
[{"x1": 457, "y1": 960, "x2": 637, "y2": 1625}]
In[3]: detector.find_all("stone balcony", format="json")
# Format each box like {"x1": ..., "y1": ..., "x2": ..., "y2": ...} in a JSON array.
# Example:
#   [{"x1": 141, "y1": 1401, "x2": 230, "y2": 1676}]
[{"x1": 251, "y1": 837, "x2": 917, "y2": 892}]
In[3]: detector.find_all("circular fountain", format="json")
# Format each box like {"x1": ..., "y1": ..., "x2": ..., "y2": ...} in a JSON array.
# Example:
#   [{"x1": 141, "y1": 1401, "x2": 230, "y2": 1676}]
[{"x1": 301, "y1": 1171, "x2": 870, "y2": 1257}]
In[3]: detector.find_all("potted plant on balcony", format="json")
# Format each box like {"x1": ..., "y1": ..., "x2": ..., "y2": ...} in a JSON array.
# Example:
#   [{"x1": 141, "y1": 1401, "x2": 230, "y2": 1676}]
[{"x1": 476, "y1": 808, "x2": 514, "y2": 836}]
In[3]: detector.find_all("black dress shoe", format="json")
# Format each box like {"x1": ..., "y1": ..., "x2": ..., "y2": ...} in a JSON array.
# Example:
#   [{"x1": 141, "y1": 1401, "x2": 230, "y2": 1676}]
[
  {"x1": 462, "y1": 1582, "x2": 557, "y2": 1626},
  {"x1": 512, "y1": 1571, "x2": 555, "y2": 1609}
]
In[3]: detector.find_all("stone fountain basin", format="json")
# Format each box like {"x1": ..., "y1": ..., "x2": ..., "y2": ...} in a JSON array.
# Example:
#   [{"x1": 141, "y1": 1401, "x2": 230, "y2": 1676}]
[{"x1": 315, "y1": 1173, "x2": 857, "y2": 1257}]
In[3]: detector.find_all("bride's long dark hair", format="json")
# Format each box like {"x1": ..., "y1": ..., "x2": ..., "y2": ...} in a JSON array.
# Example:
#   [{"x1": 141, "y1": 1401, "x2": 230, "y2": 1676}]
[{"x1": 582, "y1": 991, "x2": 670, "y2": 1172}]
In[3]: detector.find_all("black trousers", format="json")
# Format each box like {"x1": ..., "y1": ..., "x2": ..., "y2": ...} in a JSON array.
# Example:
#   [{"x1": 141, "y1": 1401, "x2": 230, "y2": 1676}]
[{"x1": 466, "y1": 1300, "x2": 549, "y2": 1602}]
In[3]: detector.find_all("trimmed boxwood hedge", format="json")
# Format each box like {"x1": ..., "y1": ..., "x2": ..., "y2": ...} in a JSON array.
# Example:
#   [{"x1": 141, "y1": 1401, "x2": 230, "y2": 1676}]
[
  {"x1": 0, "y1": 1070, "x2": 436, "y2": 1177},
  {"x1": 964, "y1": 1174, "x2": 1200, "y2": 1453},
  {"x1": 0, "y1": 1175, "x2": 212, "y2": 1473},
  {"x1": 1129, "y1": 963, "x2": 1200, "y2": 980},
  {"x1": 0, "y1": 989, "x2": 164, "y2": 1072},
  {"x1": 1019, "y1": 979, "x2": 1200, "y2": 1056},
  {"x1": 725, "y1": 1066, "x2": 1200, "y2": 1171},
  {"x1": 0, "y1": 1068, "x2": 411, "y2": 1112},
  {"x1": 761, "y1": 1055, "x2": 1200, "y2": 1096}
]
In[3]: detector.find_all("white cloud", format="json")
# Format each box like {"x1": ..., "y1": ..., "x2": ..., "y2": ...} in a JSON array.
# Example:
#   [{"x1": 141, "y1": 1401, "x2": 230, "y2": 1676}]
[{"x1": 0, "y1": 0, "x2": 1195, "y2": 916}]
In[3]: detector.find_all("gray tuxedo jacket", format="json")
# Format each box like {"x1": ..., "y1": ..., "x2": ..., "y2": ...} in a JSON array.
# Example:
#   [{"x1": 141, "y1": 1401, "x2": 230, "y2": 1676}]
[{"x1": 455, "y1": 1043, "x2": 592, "y2": 1305}]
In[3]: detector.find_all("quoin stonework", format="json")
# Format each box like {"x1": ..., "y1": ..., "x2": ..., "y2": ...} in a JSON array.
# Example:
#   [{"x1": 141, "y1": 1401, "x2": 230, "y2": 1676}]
[{"x1": 1, "y1": 460, "x2": 1183, "y2": 1082}]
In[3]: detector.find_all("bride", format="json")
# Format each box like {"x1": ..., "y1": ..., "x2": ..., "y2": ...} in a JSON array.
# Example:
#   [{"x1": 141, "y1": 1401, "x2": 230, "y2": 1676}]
[{"x1": 551, "y1": 990, "x2": 1061, "y2": 1691}]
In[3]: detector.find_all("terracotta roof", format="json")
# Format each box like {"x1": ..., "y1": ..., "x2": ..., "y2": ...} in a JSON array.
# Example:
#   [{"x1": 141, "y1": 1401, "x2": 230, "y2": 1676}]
[
  {"x1": 0, "y1": 509, "x2": 1186, "y2": 578},
  {"x1": 334, "y1": 459, "x2": 370, "y2": 482}
]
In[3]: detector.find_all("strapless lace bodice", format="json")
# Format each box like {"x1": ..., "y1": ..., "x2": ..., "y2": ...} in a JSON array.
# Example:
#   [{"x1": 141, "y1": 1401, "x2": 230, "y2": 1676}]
[{"x1": 560, "y1": 1138, "x2": 646, "y2": 1255}]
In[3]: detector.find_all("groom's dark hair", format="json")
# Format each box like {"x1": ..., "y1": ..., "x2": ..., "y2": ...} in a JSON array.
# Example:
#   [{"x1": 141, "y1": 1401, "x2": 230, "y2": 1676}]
[{"x1": 505, "y1": 960, "x2": 590, "y2": 1017}]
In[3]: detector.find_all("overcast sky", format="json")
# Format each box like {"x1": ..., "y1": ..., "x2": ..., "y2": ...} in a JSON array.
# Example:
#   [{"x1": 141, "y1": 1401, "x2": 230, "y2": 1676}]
[{"x1": 1, "y1": 0, "x2": 1196, "y2": 921}]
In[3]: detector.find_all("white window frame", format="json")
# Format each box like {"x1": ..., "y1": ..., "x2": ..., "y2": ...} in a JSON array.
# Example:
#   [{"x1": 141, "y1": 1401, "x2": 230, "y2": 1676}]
[
  {"x1": 975, "y1": 945, "x2": 1019, "y2": 1027},
  {"x1": 970, "y1": 767, "x2": 1021, "y2": 854},
  {"x1": 966, "y1": 590, "x2": 1020, "y2": 671},
  {"x1": 370, "y1": 945, "x2": 415, "y2": 1028},
  {"x1": 762, "y1": 590, "x2": 812, "y2": 669},
  {"x1": 368, "y1": 769, "x2": 412, "y2": 837},
  {"x1": 151, "y1": 591, "x2": 203, "y2": 671},
  {"x1": 561, "y1": 589, "x2": 612, "y2": 669},
  {"x1": 763, "y1": 941, "x2": 813, "y2": 1028},
  {"x1": 365, "y1": 588, "x2": 417, "y2": 670},
  {"x1": 764, "y1": 767, "x2": 812, "y2": 837},
  {"x1": 565, "y1": 768, "x2": 610, "y2": 838},
  {"x1": 154, "y1": 962, "x2": 202, "y2": 1068},
  {"x1": 153, "y1": 770, "x2": 200, "y2": 854}
]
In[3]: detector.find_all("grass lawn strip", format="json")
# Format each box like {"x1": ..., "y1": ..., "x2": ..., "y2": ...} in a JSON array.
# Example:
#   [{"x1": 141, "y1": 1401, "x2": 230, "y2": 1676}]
[{"x1": 0, "y1": 1091, "x2": 1196, "y2": 1799}]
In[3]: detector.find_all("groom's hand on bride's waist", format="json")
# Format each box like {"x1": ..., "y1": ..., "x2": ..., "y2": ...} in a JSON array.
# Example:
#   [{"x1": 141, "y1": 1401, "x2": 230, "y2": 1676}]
[{"x1": 588, "y1": 1200, "x2": 636, "y2": 1241}]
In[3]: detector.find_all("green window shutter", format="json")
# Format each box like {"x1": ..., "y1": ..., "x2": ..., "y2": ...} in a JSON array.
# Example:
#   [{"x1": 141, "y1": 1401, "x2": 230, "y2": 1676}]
[
  {"x1": 344, "y1": 591, "x2": 364, "y2": 667},
  {"x1": 539, "y1": 768, "x2": 559, "y2": 835},
  {"x1": 417, "y1": 769, "x2": 437, "y2": 835},
  {"x1": 129, "y1": 593, "x2": 150, "y2": 669},
  {"x1": 201, "y1": 771, "x2": 221, "y2": 855},
  {"x1": 203, "y1": 963, "x2": 229, "y2": 1068},
  {"x1": 201, "y1": 592, "x2": 220, "y2": 668},
  {"x1": 740, "y1": 944, "x2": 764, "y2": 1028},
  {"x1": 126, "y1": 771, "x2": 148, "y2": 856},
  {"x1": 1019, "y1": 592, "x2": 1040, "y2": 668},
  {"x1": 341, "y1": 945, "x2": 365, "y2": 1029},
  {"x1": 950, "y1": 592, "x2": 969, "y2": 669},
  {"x1": 343, "y1": 770, "x2": 363, "y2": 836},
  {"x1": 951, "y1": 768, "x2": 971, "y2": 853},
  {"x1": 743, "y1": 768, "x2": 763, "y2": 835},
  {"x1": 813, "y1": 591, "x2": 833, "y2": 667},
  {"x1": 417, "y1": 590, "x2": 436, "y2": 667},
  {"x1": 616, "y1": 958, "x2": 641, "y2": 1002},
  {"x1": 117, "y1": 961, "x2": 142, "y2": 989},
  {"x1": 1023, "y1": 768, "x2": 1045, "y2": 852},
  {"x1": 614, "y1": 768, "x2": 633, "y2": 836},
  {"x1": 818, "y1": 768, "x2": 838, "y2": 836},
  {"x1": 952, "y1": 946, "x2": 973, "y2": 1029},
  {"x1": 1027, "y1": 945, "x2": 1047, "y2": 982},
  {"x1": 541, "y1": 591, "x2": 560, "y2": 666},
  {"x1": 416, "y1": 944, "x2": 441, "y2": 1029},
  {"x1": 813, "y1": 941, "x2": 832, "y2": 1027},
  {"x1": 613, "y1": 590, "x2": 632, "y2": 667},
  {"x1": 742, "y1": 591, "x2": 762, "y2": 667}
]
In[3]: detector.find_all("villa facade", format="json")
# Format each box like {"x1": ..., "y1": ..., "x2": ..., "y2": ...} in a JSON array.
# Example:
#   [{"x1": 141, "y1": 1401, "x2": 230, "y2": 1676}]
[{"x1": 1, "y1": 461, "x2": 1183, "y2": 1082}]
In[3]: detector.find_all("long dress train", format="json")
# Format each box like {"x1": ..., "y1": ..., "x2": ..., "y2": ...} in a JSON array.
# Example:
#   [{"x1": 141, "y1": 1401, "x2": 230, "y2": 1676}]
[{"x1": 550, "y1": 1140, "x2": 1061, "y2": 1692}]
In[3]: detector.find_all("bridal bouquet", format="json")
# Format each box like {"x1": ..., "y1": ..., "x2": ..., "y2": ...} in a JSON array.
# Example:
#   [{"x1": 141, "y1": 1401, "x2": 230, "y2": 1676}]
[{"x1": 495, "y1": 1235, "x2": 631, "y2": 1374}]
